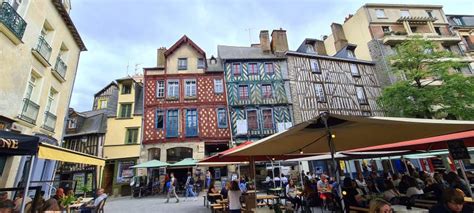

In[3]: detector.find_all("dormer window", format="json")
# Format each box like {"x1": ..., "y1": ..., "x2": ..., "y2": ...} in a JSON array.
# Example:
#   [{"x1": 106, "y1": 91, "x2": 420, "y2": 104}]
[
  {"x1": 426, "y1": 10, "x2": 434, "y2": 18},
  {"x1": 210, "y1": 57, "x2": 217, "y2": 64},
  {"x1": 121, "y1": 83, "x2": 131, "y2": 94},
  {"x1": 197, "y1": 58, "x2": 205, "y2": 68},
  {"x1": 68, "y1": 117, "x2": 77, "y2": 129},
  {"x1": 306, "y1": 44, "x2": 316, "y2": 53},
  {"x1": 178, "y1": 58, "x2": 187, "y2": 70},
  {"x1": 347, "y1": 50, "x2": 355, "y2": 58}
]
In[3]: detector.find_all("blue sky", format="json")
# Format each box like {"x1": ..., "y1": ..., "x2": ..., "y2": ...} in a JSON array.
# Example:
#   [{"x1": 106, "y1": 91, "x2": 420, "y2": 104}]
[{"x1": 69, "y1": 0, "x2": 474, "y2": 111}]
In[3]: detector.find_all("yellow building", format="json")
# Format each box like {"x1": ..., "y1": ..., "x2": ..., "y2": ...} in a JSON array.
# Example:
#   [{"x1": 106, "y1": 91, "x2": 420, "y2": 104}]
[
  {"x1": 323, "y1": 3, "x2": 470, "y2": 86},
  {"x1": 0, "y1": 0, "x2": 86, "y2": 188},
  {"x1": 102, "y1": 76, "x2": 143, "y2": 197}
]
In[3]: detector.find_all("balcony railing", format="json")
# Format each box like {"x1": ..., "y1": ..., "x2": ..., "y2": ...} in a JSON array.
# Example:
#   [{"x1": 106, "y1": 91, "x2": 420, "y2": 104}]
[
  {"x1": 42, "y1": 111, "x2": 57, "y2": 132},
  {"x1": 0, "y1": 2, "x2": 27, "y2": 41},
  {"x1": 53, "y1": 57, "x2": 67, "y2": 80},
  {"x1": 18, "y1": 98, "x2": 40, "y2": 124},
  {"x1": 34, "y1": 35, "x2": 52, "y2": 61}
]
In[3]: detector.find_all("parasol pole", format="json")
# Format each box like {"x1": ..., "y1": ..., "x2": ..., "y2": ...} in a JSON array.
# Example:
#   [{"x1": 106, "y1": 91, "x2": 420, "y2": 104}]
[{"x1": 20, "y1": 155, "x2": 35, "y2": 213}]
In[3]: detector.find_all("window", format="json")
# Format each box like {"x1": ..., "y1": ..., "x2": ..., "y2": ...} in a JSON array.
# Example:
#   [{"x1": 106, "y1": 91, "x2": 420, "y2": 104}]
[
  {"x1": 166, "y1": 110, "x2": 179, "y2": 137},
  {"x1": 45, "y1": 88, "x2": 57, "y2": 113},
  {"x1": 156, "y1": 80, "x2": 165, "y2": 98},
  {"x1": 306, "y1": 44, "x2": 316, "y2": 53},
  {"x1": 362, "y1": 111, "x2": 372, "y2": 116},
  {"x1": 68, "y1": 117, "x2": 77, "y2": 128},
  {"x1": 347, "y1": 50, "x2": 355, "y2": 58},
  {"x1": 166, "y1": 147, "x2": 193, "y2": 163},
  {"x1": 452, "y1": 17, "x2": 463, "y2": 26},
  {"x1": 98, "y1": 99, "x2": 107, "y2": 109},
  {"x1": 426, "y1": 10, "x2": 433, "y2": 18},
  {"x1": 186, "y1": 109, "x2": 198, "y2": 137},
  {"x1": 167, "y1": 80, "x2": 179, "y2": 98},
  {"x1": 148, "y1": 148, "x2": 161, "y2": 161},
  {"x1": 400, "y1": 10, "x2": 410, "y2": 17},
  {"x1": 217, "y1": 108, "x2": 227, "y2": 128},
  {"x1": 434, "y1": 27, "x2": 441, "y2": 35},
  {"x1": 310, "y1": 59, "x2": 320, "y2": 73},
  {"x1": 232, "y1": 63, "x2": 241, "y2": 76},
  {"x1": 178, "y1": 58, "x2": 187, "y2": 70},
  {"x1": 261, "y1": 84, "x2": 273, "y2": 98},
  {"x1": 184, "y1": 79, "x2": 197, "y2": 97},
  {"x1": 264, "y1": 62, "x2": 274, "y2": 74},
  {"x1": 314, "y1": 83, "x2": 326, "y2": 102},
  {"x1": 350, "y1": 64, "x2": 360, "y2": 76},
  {"x1": 25, "y1": 75, "x2": 37, "y2": 100},
  {"x1": 382, "y1": 26, "x2": 391, "y2": 33},
  {"x1": 119, "y1": 103, "x2": 132, "y2": 118},
  {"x1": 375, "y1": 9, "x2": 386, "y2": 18},
  {"x1": 410, "y1": 27, "x2": 417, "y2": 33},
  {"x1": 125, "y1": 128, "x2": 139, "y2": 144},
  {"x1": 238, "y1": 85, "x2": 249, "y2": 100},
  {"x1": 214, "y1": 79, "x2": 223, "y2": 94},
  {"x1": 197, "y1": 58, "x2": 205, "y2": 68},
  {"x1": 121, "y1": 83, "x2": 131, "y2": 94},
  {"x1": 262, "y1": 109, "x2": 273, "y2": 129},
  {"x1": 247, "y1": 110, "x2": 258, "y2": 130},
  {"x1": 355, "y1": 86, "x2": 368, "y2": 104},
  {"x1": 155, "y1": 110, "x2": 164, "y2": 129},
  {"x1": 248, "y1": 63, "x2": 258, "y2": 75}
]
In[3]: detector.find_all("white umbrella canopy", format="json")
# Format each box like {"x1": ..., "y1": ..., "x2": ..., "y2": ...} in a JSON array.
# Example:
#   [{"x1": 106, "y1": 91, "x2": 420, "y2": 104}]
[{"x1": 224, "y1": 114, "x2": 474, "y2": 157}]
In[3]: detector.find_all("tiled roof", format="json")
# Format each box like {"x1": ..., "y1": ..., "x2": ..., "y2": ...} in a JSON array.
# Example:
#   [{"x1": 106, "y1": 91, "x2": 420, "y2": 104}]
[{"x1": 218, "y1": 45, "x2": 284, "y2": 60}]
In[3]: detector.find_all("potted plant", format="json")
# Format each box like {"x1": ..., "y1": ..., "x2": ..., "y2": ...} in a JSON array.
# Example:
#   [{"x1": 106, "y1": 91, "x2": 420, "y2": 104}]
[
  {"x1": 59, "y1": 194, "x2": 77, "y2": 213},
  {"x1": 79, "y1": 186, "x2": 90, "y2": 198}
]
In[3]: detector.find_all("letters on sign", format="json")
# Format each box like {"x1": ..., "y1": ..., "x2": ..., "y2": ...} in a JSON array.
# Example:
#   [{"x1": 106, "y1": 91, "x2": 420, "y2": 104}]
[{"x1": 0, "y1": 138, "x2": 19, "y2": 149}]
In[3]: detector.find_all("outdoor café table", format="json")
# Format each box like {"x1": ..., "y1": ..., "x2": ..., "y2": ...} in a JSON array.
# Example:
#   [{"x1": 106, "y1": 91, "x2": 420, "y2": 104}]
[
  {"x1": 269, "y1": 187, "x2": 283, "y2": 196},
  {"x1": 391, "y1": 205, "x2": 428, "y2": 213},
  {"x1": 465, "y1": 197, "x2": 474, "y2": 203},
  {"x1": 256, "y1": 195, "x2": 279, "y2": 206},
  {"x1": 246, "y1": 190, "x2": 258, "y2": 194},
  {"x1": 68, "y1": 197, "x2": 94, "y2": 211}
]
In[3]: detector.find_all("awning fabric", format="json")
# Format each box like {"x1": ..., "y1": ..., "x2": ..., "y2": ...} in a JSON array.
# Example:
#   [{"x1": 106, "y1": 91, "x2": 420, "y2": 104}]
[
  {"x1": 131, "y1": 160, "x2": 169, "y2": 168},
  {"x1": 0, "y1": 130, "x2": 39, "y2": 156},
  {"x1": 224, "y1": 114, "x2": 474, "y2": 157},
  {"x1": 352, "y1": 130, "x2": 474, "y2": 152},
  {"x1": 286, "y1": 151, "x2": 413, "y2": 162},
  {"x1": 38, "y1": 143, "x2": 105, "y2": 167},
  {"x1": 170, "y1": 158, "x2": 197, "y2": 167}
]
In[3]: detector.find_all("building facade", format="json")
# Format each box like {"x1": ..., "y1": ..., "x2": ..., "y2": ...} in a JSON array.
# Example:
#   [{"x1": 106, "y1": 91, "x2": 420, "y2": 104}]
[
  {"x1": 0, "y1": 0, "x2": 86, "y2": 189},
  {"x1": 142, "y1": 36, "x2": 231, "y2": 181},
  {"x1": 287, "y1": 38, "x2": 383, "y2": 124},
  {"x1": 102, "y1": 77, "x2": 143, "y2": 197},
  {"x1": 218, "y1": 30, "x2": 293, "y2": 142},
  {"x1": 447, "y1": 14, "x2": 474, "y2": 71},
  {"x1": 323, "y1": 3, "x2": 470, "y2": 86}
]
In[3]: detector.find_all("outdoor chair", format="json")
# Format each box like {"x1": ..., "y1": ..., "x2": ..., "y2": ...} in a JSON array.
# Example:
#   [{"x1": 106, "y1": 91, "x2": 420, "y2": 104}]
[{"x1": 93, "y1": 198, "x2": 107, "y2": 213}]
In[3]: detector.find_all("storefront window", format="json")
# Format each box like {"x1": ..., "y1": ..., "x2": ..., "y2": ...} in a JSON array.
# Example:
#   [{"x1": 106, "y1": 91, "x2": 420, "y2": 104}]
[
  {"x1": 166, "y1": 147, "x2": 192, "y2": 163},
  {"x1": 117, "y1": 161, "x2": 135, "y2": 183}
]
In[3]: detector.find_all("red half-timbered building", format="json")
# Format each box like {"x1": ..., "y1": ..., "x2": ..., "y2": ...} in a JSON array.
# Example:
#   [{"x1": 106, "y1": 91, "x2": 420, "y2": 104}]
[{"x1": 142, "y1": 36, "x2": 231, "y2": 182}]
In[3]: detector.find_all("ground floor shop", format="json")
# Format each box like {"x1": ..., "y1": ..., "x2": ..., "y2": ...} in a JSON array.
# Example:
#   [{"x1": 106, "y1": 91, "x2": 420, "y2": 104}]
[{"x1": 102, "y1": 158, "x2": 137, "y2": 197}]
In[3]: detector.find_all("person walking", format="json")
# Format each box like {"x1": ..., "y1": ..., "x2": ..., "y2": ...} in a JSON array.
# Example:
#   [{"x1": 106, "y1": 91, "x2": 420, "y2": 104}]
[
  {"x1": 228, "y1": 180, "x2": 242, "y2": 213},
  {"x1": 184, "y1": 172, "x2": 197, "y2": 201},
  {"x1": 165, "y1": 173, "x2": 179, "y2": 203}
]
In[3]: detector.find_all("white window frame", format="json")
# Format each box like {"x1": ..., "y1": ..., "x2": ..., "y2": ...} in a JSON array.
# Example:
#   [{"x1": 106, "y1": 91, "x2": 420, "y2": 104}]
[
  {"x1": 156, "y1": 80, "x2": 165, "y2": 98},
  {"x1": 347, "y1": 50, "x2": 355, "y2": 58},
  {"x1": 356, "y1": 86, "x2": 368, "y2": 104},
  {"x1": 350, "y1": 64, "x2": 360, "y2": 76},
  {"x1": 217, "y1": 108, "x2": 228, "y2": 128},
  {"x1": 214, "y1": 79, "x2": 223, "y2": 94},
  {"x1": 68, "y1": 117, "x2": 77, "y2": 129},
  {"x1": 178, "y1": 58, "x2": 187, "y2": 70},
  {"x1": 375, "y1": 9, "x2": 386, "y2": 18},
  {"x1": 314, "y1": 83, "x2": 326, "y2": 103},
  {"x1": 197, "y1": 58, "x2": 205, "y2": 68},
  {"x1": 310, "y1": 59, "x2": 320, "y2": 73},
  {"x1": 167, "y1": 80, "x2": 179, "y2": 98},
  {"x1": 184, "y1": 79, "x2": 197, "y2": 97}
]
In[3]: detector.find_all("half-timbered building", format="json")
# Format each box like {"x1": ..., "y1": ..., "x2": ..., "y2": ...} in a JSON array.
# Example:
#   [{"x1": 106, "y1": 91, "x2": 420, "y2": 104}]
[
  {"x1": 142, "y1": 36, "x2": 231, "y2": 181},
  {"x1": 287, "y1": 38, "x2": 383, "y2": 124},
  {"x1": 218, "y1": 29, "x2": 293, "y2": 143}
]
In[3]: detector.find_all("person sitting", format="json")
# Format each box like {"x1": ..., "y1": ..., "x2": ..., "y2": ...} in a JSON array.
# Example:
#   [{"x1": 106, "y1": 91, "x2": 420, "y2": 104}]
[
  {"x1": 423, "y1": 177, "x2": 443, "y2": 203},
  {"x1": 366, "y1": 180, "x2": 381, "y2": 195},
  {"x1": 429, "y1": 188, "x2": 473, "y2": 213},
  {"x1": 80, "y1": 188, "x2": 107, "y2": 213},
  {"x1": 446, "y1": 172, "x2": 472, "y2": 197},
  {"x1": 398, "y1": 175, "x2": 410, "y2": 194},
  {"x1": 342, "y1": 177, "x2": 366, "y2": 208},
  {"x1": 207, "y1": 181, "x2": 219, "y2": 204},
  {"x1": 406, "y1": 177, "x2": 424, "y2": 198},
  {"x1": 383, "y1": 180, "x2": 402, "y2": 203},
  {"x1": 317, "y1": 175, "x2": 332, "y2": 193},
  {"x1": 369, "y1": 198, "x2": 392, "y2": 213},
  {"x1": 0, "y1": 191, "x2": 14, "y2": 213},
  {"x1": 356, "y1": 173, "x2": 369, "y2": 194},
  {"x1": 286, "y1": 179, "x2": 301, "y2": 211},
  {"x1": 228, "y1": 181, "x2": 242, "y2": 213},
  {"x1": 220, "y1": 182, "x2": 230, "y2": 200},
  {"x1": 42, "y1": 188, "x2": 64, "y2": 212}
]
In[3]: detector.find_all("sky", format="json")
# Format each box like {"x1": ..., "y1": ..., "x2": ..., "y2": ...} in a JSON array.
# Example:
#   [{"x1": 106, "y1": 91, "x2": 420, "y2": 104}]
[{"x1": 69, "y1": 0, "x2": 474, "y2": 112}]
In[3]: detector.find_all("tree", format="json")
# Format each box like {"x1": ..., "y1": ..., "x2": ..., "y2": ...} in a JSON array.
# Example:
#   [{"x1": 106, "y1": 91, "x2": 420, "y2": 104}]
[{"x1": 377, "y1": 38, "x2": 474, "y2": 120}]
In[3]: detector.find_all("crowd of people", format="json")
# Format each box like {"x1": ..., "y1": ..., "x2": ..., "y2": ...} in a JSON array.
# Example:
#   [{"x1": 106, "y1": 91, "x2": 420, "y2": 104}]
[{"x1": 0, "y1": 188, "x2": 107, "y2": 213}]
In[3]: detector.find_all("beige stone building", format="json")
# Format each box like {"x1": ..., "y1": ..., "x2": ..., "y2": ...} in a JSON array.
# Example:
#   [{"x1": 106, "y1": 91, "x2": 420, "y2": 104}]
[
  {"x1": 447, "y1": 15, "x2": 474, "y2": 70},
  {"x1": 0, "y1": 0, "x2": 86, "y2": 188},
  {"x1": 323, "y1": 3, "x2": 471, "y2": 86}
]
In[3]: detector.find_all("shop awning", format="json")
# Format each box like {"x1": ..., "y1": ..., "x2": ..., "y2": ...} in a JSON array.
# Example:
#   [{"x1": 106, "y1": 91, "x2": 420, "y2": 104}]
[
  {"x1": 170, "y1": 158, "x2": 198, "y2": 168},
  {"x1": 38, "y1": 143, "x2": 105, "y2": 167},
  {"x1": 224, "y1": 114, "x2": 474, "y2": 157},
  {"x1": 0, "y1": 130, "x2": 39, "y2": 156},
  {"x1": 131, "y1": 160, "x2": 169, "y2": 168}
]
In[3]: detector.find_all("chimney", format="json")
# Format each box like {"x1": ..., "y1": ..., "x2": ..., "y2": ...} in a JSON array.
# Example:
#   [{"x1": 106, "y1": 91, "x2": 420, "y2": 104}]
[
  {"x1": 157, "y1": 47, "x2": 166, "y2": 67},
  {"x1": 314, "y1": 40, "x2": 327, "y2": 56},
  {"x1": 271, "y1": 28, "x2": 289, "y2": 55},
  {"x1": 331, "y1": 23, "x2": 348, "y2": 52},
  {"x1": 259, "y1": 30, "x2": 271, "y2": 54}
]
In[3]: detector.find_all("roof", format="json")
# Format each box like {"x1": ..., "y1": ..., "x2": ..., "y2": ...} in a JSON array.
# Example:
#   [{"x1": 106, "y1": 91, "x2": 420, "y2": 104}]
[
  {"x1": 65, "y1": 109, "x2": 107, "y2": 137},
  {"x1": 363, "y1": 3, "x2": 442, "y2": 9},
  {"x1": 94, "y1": 82, "x2": 118, "y2": 97},
  {"x1": 333, "y1": 43, "x2": 357, "y2": 58},
  {"x1": 218, "y1": 45, "x2": 284, "y2": 60},
  {"x1": 116, "y1": 76, "x2": 134, "y2": 82},
  {"x1": 206, "y1": 57, "x2": 223, "y2": 72},
  {"x1": 51, "y1": 0, "x2": 86, "y2": 51},
  {"x1": 164, "y1": 35, "x2": 206, "y2": 58},
  {"x1": 286, "y1": 50, "x2": 374, "y2": 65}
]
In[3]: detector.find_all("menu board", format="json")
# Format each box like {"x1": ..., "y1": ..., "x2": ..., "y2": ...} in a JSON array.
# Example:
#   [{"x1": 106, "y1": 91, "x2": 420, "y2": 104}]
[{"x1": 447, "y1": 140, "x2": 470, "y2": 160}]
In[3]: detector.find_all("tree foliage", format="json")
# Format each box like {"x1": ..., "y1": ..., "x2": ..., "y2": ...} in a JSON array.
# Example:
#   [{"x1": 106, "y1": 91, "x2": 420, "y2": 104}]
[{"x1": 377, "y1": 38, "x2": 474, "y2": 120}]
